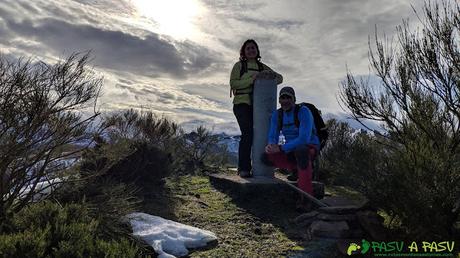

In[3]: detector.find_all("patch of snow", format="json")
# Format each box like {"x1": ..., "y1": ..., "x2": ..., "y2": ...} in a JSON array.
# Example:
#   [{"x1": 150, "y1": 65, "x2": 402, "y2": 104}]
[
  {"x1": 20, "y1": 177, "x2": 64, "y2": 201},
  {"x1": 3, "y1": 177, "x2": 64, "y2": 202},
  {"x1": 127, "y1": 212, "x2": 217, "y2": 258},
  {"x1": 56, "y1": 157, "x2": 80, "y2": 168}
]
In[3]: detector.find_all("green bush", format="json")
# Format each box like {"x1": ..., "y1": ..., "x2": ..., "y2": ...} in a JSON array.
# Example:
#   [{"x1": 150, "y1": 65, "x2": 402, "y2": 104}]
[
  {"x1": 0, "y1": 201, "x2": 141, "y2": 257},
  {"x1": 320, "y1": 117, "x2": 460, "y2": 238},
  {"x1": 0, "y1": 53, "x2": 101, "y2": 222},
  {"x1": 102, "y1": 109, "x2": 181, "y2": 153},
  {"x1": 338, "y1": 0, "x2": 460, "y2": 239},
  {"x1": 176, "y1": 126, "x2": 229, "y2": 175},
  {"x1": 95, "y1": 109, "x2": 229, "y2": 176},
  {"x1": 96, "y1": 109, "x2": 180, "y2": 177},
  {"x1": 53, "y1": 178, "x2": 141, "y2": 240},
  {"x1": 319, "y1": 119, "x2": 355, "y2": 184},
  {"x1": 319, "y1": 119, "x2": 386, "y2": 186},
  {"x1": 51, "y1": 142, "x2": 144, "y2": 245},
  {"x1": 380, "y1": 132, "x2": 460, "y2": 238},
  {"x1": 80, "y1": 139, "x2": 172, "y2": 191}
]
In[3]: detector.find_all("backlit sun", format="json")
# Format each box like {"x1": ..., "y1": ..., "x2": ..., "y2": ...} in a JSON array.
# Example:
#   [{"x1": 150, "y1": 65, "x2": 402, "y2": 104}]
[{"x1": 132, "y1": 0, "x2": 203, "y2": 39}]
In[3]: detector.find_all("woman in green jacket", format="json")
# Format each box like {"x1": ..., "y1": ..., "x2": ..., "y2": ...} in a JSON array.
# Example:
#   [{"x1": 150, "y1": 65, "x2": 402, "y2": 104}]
[{"x1": 230, "y1": 39, "x2": 283, "y2": 177}]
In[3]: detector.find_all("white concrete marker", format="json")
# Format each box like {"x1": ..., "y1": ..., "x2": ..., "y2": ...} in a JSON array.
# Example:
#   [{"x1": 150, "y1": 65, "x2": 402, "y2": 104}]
[{"x1": 252, "y1": 78, "x2": 277, "y2": 177}]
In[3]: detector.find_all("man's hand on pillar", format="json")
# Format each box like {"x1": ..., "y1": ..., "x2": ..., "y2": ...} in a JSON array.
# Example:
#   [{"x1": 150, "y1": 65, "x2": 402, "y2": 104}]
[{"x1": 265, "y1": 144, "x2": 281, "y2": 154}]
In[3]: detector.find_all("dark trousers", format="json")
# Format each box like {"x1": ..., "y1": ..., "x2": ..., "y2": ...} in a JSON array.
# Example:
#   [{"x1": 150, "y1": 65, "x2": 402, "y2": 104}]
[{"x1": 233, "y1": 104, "x2": 253, "y2": 171}]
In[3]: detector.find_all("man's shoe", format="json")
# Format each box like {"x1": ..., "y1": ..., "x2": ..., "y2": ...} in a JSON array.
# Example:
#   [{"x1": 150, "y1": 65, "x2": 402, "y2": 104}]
[
  {"x1": 238, "y1": 170, "x2": 252, "y2": 178},
  {"x1": 295, "y1": 200, "x2": 312, "y2": 213}
]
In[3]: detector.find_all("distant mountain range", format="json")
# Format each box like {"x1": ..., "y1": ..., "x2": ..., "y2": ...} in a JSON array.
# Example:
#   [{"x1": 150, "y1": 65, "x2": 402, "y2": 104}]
[
  {"x1": 215, "y1": 133, "x2": 239, "y2": 166},
  {"x1": 214, "y1": 133, "x2": 239, "y2": 154}
]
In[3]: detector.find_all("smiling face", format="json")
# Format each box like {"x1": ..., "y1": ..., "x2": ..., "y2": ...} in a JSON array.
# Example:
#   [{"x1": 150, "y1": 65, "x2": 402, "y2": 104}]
[
  {"x1": 279, "y1": 95, "x2": 295, "y2": 111},
  {"x1": 244, "y1": 42, "x2": 258, "y2": 60}
]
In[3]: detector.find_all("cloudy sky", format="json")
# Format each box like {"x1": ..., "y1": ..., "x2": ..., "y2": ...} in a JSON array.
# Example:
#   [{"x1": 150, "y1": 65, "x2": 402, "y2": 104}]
[{"x1": 0, "y1": 0, "x2": 424, "y2": 134}]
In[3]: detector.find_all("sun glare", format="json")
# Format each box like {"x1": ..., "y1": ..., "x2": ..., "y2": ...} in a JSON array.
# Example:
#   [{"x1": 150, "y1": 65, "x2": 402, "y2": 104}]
[{"x1": 132, "y1": 0, "x2": 203, "y2": 39}]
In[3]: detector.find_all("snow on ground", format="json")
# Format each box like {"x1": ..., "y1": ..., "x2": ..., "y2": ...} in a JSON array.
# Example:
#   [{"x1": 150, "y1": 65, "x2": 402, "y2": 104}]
[
  {"x1": 127, "y1": 212, "x2": 217, "y2": 258},
  {"x1": 2, "y1": 177, "x2": 64, "y2": 202},
  {"x1": 7, "y1": 156, "x2": 78, "y2": 202},
  {"x1": 18, "y1": 177, "x2": 64, "y2": 201}
]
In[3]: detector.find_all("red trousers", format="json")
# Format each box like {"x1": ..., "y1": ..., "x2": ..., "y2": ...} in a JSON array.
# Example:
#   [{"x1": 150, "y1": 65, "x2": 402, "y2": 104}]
[{"x1": 265, "y1": 145, "x2": 317, "y2": 195}]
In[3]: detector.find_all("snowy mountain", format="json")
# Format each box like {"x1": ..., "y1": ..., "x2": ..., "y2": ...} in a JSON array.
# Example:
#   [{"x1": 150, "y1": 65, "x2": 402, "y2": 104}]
[
  {"x1": 215, "y1": 133, "x2": 239, "y2": 154},
  {"x1": 215, "y1": 133, "x2": 239, "y2": 167}
]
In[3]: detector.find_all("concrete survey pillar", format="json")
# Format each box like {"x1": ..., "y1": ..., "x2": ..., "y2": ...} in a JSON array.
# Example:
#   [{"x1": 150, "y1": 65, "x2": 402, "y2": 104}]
[{"x1": 252, "y1": 79, "x2": 277, "y2": 177}]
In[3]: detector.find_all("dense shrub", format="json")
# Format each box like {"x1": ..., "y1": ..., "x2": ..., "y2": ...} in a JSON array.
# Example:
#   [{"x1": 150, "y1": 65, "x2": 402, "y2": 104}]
[
  {"x1": 0, "y1": 201, "x2": 140, "y2": 257},
  {"x1": 0, "y1": 53, "x2": 157, "y2": 257},
  {"x1": 97, "y1": 109, "x2": 229, "y2": 176},
  {"x1": 321, "y1": 119, "x2": 460, "y2": 238},
  {"x1": 319, "y1": 119, "x2": 355, "y2": 184},
  {"x1": 52, "y1": 176, "x2": 140, "y2": 240},
  {"x1": 178, "y1": 126, "x2": 229, "y2": 174},
  {"x1": 102, "y1": 109, "x2": 181, "y2": 151},
  {"x1": 79, "y1": 138, "x2": 172, "y2": 191},
  {"x1": 319, "y1": 119, "x2": 387, "y2": 186},
  {"x1": 0, "y1": 53, "x2": 101, "y2": 221},
  {"x1": 339, "y1": 1, "x2": 460, "y2": 238}
]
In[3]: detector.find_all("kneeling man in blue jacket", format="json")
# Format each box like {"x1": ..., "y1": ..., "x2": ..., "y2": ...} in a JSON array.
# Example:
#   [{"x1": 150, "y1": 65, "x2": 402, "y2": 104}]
[{"x1": 262, "y1": 86, "x2": 320, "y2": 207}]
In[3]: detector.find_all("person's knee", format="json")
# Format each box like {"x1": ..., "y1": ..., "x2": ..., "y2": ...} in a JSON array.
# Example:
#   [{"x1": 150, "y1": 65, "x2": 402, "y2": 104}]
[
  {"x1": 294, "y1": 145, "x2": 309, "y2": 158},
  {"x1": 294, "y1": 145, "x2": 309, "y2": 169}
]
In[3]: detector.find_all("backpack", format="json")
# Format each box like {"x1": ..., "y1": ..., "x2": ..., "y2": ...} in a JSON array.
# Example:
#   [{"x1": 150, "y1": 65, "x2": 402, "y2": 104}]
[
  {"x1": 239, "y1": 59, "x2": 264, "y2": 77},
  {"x1": 230, "y1": 60, "x2": 264, "y2": 97},
  {"x1": 277, "y1": 102, "x2": 329, "y2": 150}
]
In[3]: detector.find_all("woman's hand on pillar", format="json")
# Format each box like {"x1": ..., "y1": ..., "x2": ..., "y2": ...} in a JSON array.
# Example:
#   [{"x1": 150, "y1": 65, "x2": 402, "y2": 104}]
[
  {"x1": 258, "y1": 70, "x2": 277, "y2": 80},
  {"x1": 251, "y1": 72, "x2": 259, "y2": 82}
]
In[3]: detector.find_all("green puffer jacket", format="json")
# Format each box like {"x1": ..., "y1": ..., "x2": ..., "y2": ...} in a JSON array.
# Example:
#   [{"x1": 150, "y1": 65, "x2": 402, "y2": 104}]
[{"x1": 229, "y1": 60, "x2": 283, "y2": 105}]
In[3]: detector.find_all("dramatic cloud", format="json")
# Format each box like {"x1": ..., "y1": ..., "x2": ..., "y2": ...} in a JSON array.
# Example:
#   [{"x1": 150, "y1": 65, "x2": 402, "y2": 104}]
[
  {"x1": 6, "y1": 18, "x2": 220, "y2": 78},
  {"x1": 0, "y1": 0, "x2": 222, "y2": 79},
  {"x1": 0, "y1": 0, "x2": 429, "y2": 134}
]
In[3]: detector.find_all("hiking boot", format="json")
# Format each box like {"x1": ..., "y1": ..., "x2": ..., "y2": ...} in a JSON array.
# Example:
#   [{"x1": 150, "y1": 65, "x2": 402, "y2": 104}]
[
  {"x1": 286, "y1": 170, "x2": 298, "y2": 181},
  {"x1": 238, "y1": 170, "x2": 252, "y2": 178},
  {"x1": 295, "y1": 200, "x2": 312, "y2": 213}
]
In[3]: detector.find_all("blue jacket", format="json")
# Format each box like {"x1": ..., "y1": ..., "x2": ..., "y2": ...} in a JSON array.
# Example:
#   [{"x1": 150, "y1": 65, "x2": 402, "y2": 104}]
[{"x1": 267, "y1": 105, "x2": 320, "y2": 152}]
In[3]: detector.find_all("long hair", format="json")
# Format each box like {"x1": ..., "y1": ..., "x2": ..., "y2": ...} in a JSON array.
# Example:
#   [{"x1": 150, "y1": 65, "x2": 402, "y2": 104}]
[{"x1": 239, "y1": 39, "x2": 261, "y2": 61}]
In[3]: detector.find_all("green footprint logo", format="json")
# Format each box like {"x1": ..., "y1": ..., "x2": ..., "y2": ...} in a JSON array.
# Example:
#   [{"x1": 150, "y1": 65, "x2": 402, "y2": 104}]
[
  {"x1": 347, "y1": 243, "x2": 361, "y2": 255},
  {"x1": 361, "y1": 239, "x2": 370, "y2": 254}
]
